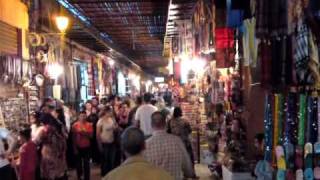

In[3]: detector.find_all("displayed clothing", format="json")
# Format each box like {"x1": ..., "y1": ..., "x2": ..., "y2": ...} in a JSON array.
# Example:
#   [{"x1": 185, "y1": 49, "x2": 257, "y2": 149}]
[
  {"x1": 242, "y1": 18, "x2": 258, "y2": 67},
  {"x1": 226, "y1": 0, "x2": 244, "y2": 27},
  {"x1": 293, "y1": 22, "x2": 313, "y2": 85}
]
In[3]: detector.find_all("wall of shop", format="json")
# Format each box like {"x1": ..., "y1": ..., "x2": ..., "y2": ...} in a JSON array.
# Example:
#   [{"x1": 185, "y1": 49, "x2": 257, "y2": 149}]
[{"x1": 0, "y1": 0, "x2": 29, "y2": 59}]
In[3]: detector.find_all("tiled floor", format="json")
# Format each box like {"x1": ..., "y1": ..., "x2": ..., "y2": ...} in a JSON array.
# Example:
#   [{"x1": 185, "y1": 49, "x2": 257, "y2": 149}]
[{"x1": 68, "y1": 163, "x2": 213, "y2": 180}]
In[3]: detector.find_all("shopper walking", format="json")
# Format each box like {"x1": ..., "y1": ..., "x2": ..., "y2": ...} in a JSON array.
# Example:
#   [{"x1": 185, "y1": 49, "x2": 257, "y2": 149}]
[
  {"x1": 39, "y1": 111, "x2": 68, "y2": 180},
  {"x1": 72, "y1": 111, "x2": 93, "y2": 180},
  {"x1": 127, "y1": 96, "x2": 142, "y2": 125},
  {"x1": 135, "y1": 93, "x2": 157, "y2": 138},
  {"x1": 117, "y1": 102, "x2": 131, "y2": 130},
  {"x1": 96, "y1": 106, "x2": 121, "y2": 177},
  {"x1": 87, "y1": 106, "x2": 100, "y2": 164},
  {"x1": 16, "y1": 128, "x2": 37, "y2": 180},
  {"x1": 30, "y1": 111, "x2": 44, "y2": 143},
  {"x1": 103, "y1": 127, "x2": 173, "y2": 180},
  {"x1": 144, "y1": 111, "x2": 196, "y2": 180},
  {"x1": 168, "y1": 107, "x2": 195, "y2": 166}
]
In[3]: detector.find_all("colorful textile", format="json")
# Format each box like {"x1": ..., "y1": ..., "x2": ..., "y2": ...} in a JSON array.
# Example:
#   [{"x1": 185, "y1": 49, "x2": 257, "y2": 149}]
[
  {"x1": 294, "y1": 23, "x2": 313, "y2": 85},
  {"x1": 242, "y1": 18, "x2": 258, "y2": 67},
  {"x1": 87, "y1": 58, "x2": 95, "y2": 96},
  {"x1": 226, "y1": 0, "x2": 243, "y2": 27},
  {"x1": 298, "y1": 94, "x2": 306, "y2": 146},
  {"x1": 215, "y1": 28, "x2": 234, "y2": 49},
  {"x1": 264, "y1": 94, "x2": 273, "y2": 162},
  {"x1": 260, "y1": 41, "x2": 272, "y2": 88}
]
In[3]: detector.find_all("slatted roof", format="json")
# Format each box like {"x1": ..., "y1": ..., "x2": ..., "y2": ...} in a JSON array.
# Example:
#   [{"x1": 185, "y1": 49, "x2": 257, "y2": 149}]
[{"x1": 55, "y1": 0, "x2": 197, "y2": 74}]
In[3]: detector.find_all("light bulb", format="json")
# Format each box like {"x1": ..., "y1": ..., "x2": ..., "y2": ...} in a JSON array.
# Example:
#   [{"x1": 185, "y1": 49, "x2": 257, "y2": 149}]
[{"x1": 55, "y1": 16, "x2": 69, "y2": 32}]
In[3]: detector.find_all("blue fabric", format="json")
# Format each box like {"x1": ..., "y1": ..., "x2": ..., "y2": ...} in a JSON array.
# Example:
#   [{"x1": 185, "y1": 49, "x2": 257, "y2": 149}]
[
  {"x1": 264, "y1": 94, "x2": 273, "y2": 162},
  {"x1": 304, "y1": 168, "x2": 314, "y2": 180},
  {"x1": 227, "y1": 0, "x2": 243, "y2": 27}
]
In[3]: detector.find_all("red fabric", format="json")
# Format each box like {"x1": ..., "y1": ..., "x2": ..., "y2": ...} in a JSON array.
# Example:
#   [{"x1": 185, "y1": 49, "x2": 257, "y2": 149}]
[
  {"x1": 72, "y1": 121, "x2": 93, "y2": 148},
  {"x1": 215, "y1": 48, "x2": 235, "y2": 68},
  {"x1": 19, "y1": 141, "x2": 37, "y2": 180},
  {"x1": 215, "y1": 28, "x2": 234, "y2": 48}
]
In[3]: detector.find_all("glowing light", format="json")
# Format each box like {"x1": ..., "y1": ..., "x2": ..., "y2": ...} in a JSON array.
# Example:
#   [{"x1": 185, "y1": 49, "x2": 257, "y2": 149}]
[
  {"x1": 55, "y1": 16, "x2": 69, "y2": 32},
  {"x1": 48, "y1": 63, "x2": 63, "y2": 79},
  {"x1": 109, "y1": 59, "x2": 115, "y2": 66}
]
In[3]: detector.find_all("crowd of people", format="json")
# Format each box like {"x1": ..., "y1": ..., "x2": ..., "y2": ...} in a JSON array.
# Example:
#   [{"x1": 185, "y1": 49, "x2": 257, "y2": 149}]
[{"x1": 0, "y1": 92, "x2": 199, "y2": 180}]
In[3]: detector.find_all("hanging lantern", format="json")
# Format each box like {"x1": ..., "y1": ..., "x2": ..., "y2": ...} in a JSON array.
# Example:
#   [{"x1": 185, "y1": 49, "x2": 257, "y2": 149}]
[{"x1": 55, "y1": 16, "x2": 69, "y2": 32}]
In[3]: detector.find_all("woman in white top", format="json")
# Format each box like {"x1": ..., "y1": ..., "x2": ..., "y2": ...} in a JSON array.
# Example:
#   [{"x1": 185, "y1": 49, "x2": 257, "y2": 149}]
[
  {"x1": 96, "y1": 106, "x2": 121, "y2": 177},
  {"x1": 30, "y1": 112, "x2": 44, "y2": 144}
]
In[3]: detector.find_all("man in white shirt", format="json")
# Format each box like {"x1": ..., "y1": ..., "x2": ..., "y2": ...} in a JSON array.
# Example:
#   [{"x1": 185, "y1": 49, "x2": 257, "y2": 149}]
[
  {"x1": 0, "y1": 127, "x2": 17, "y2": 179},
  {"x1": 135, "y1": 93, "x2": 157, "y2": 137}
]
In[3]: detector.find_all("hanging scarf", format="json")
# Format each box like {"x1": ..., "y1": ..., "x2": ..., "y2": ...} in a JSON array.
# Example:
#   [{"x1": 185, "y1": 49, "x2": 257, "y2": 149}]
[
  {"x1": 277, "y1": 94, "x2": 284, "y2": 144},
  {"x1": 285, "y1": 93, "x2": 298, "y2": 144},
  {"x1": 318, "y1": 97, "x2": 320, "y2": 142},
  {"x1": 298, "y1": 94, "x2": 307, "y2": 146},
  {"x1": 264, "y1": 94, "x2": 273, "y2": 162},
  {"x1": 273, "y1": 94, "x2": 280, "y2": 146}
]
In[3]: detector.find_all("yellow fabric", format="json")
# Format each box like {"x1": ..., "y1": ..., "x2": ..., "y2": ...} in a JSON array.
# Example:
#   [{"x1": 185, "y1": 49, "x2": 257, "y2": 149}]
[
  {"x1": 96, "y1": 58, "x2": 103, "y2": 83},
  {"x1": 272, "y1": 94, "x2": 279, "y2": 164},
  {"x1": 308, "y1": 30, "x2": 320, "y2": 88},
  {"x1": 277, "y1": 157, "x2": 286, "y2": 170},
  {"x1": 103, "y1": 156, "x2": 174, "y2": 180}
]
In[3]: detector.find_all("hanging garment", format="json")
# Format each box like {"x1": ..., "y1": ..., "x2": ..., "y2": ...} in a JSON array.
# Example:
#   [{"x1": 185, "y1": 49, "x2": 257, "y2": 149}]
[
  {"x1": 270, "y1": 37, "x2": 288, "y2": 88},
  {"x1": 231, "y1": 0, "x2": 252, "y2": 19},
  {"x1": 284, "y1": 93, "x2": 298, "y2": 145},
  {"x1": 255, "y1": 0, "x2": 271, "y2": 38},
  {"x1": 216, "y1": 9, "x2": 227, "y2": 28},
  {"x1": 270, "y1": 0, "x2": 288, "y2": 37},
  {"x1": 298, "y1": 94, "x2": 307, "y2": 146},
  {"x1": 215, "y1": 48, "x2": 235, "y2": 68},
  {"x1": 264, "y1": 94, "x2": 273, "y2": 162},
  {"x1": 306, "y1": 96, "x2": 318, "y2": 144},
  {"x1": 273, "y1": 94, "x2": 280, "y2": 146},
  {"x1": 87, "y1": 59, "x2": 94, "y2": 96},
  {"x1": 293, "y1": 22, "x2": 314, "y2": 85},
  {"x1": 242, "y1": 18, "x2": 258, "y2": 67},
  {"x1": 215, "y1": 28, "x2": 235, "y2": 49},
  {"x1": 226, "y1": 0, "x2": 244, "y2": 28}
]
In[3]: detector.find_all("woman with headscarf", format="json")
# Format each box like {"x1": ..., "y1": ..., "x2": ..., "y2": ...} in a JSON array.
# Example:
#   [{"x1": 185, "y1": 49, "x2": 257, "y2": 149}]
[
  {"x1": 167, "y1": 107, "x2": 195, "y2": 166},
  {"x1": 38, "y1": 109, "x2": 68, "y2": 180}
]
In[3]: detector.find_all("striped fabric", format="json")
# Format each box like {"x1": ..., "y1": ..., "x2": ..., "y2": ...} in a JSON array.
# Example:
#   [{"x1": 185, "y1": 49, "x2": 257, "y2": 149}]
[
  {"x1": 294, "y1": 23, "x2": 313, "y2": 84},
  {"x1": 87, "y1": 57, "x2": 95, "y2": 96}
]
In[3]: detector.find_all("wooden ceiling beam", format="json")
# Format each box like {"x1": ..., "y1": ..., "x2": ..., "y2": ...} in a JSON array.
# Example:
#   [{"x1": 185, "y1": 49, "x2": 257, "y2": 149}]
[
  {"x1": 86, "y1": 13, "x2": 167, "y2": 18},
  {"x1": 71, "y1": 0, "x2": 168, "y2": 4}
]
